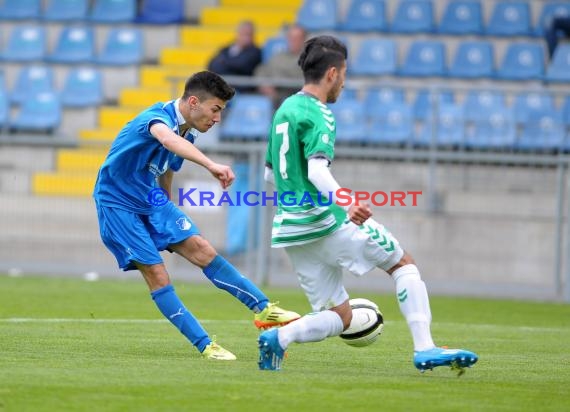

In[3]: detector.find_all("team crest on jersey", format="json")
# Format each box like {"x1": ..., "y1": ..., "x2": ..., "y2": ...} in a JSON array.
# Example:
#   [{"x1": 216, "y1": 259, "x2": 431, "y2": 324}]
[
  {"x1": 176, "y1": 217, "x2": 192, "y2": 231},
  {"x1": 322, "y1": 134, "x2": 330, "y2": 144}
]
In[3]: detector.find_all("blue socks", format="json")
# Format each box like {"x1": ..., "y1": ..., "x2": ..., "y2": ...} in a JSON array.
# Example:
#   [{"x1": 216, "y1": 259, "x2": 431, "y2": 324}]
[
  {"x1": 203, "y1": 255, "x2": 269, "y2": 312},
  {"x1": 151, "y1": 284, "x2": 210, "y2": 352}
]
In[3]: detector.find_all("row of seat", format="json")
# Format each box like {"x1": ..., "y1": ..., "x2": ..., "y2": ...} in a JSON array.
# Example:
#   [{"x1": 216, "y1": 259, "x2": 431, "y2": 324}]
[
  {"x1": 0, "y1": 0, "x2": 185, "y2": 24},
  {"x1": 299, "y1": 0, "x2": 570, "y2": 36},
  {"x1": 263, "y1": 35, "x2": 569, "y2": 82},
  {"x1": 220, "y1": 92, "x2": 570, "y2": 151},
  {"x1": 0, "y1": 25, "x2": 143, "y2": 65}
]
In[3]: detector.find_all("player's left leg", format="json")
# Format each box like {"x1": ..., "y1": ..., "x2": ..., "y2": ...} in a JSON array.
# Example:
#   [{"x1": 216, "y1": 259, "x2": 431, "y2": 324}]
[{"x1": 150, "y1": 203, "x2": 299, "y2": 328}]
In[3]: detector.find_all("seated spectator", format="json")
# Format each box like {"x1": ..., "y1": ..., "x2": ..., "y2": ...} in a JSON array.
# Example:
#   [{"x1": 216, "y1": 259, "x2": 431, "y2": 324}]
[
  {"x1": 207, "y1": 20, "x2": 262, "y2": 92},
  {"x1": 254, "y1": 24, "x2": 307, "y2": 108},
  {"x1": 545, "y1": 16, "x2": 570, "y2": 58}
]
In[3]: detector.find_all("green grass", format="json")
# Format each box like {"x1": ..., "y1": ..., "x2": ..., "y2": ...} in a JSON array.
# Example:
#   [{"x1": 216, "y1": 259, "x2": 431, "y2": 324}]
[{"x1": 1, "y1": 275, "x2": 569, "y2": 412}]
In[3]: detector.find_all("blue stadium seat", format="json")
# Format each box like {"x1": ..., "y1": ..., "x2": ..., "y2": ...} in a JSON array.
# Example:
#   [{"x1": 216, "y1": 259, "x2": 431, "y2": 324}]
[
  {"x1": 449, "y1": 41, "x2": 494, "y2": 78},
  {"x1": 368, "y1": 103, "x2": 413, "y2": 145},
  {"x1": 0, "y1": 89, "x2": 8, "y2": 130},
  {"x1": 0, "y1": 0, "x2": 41, "y2": 20},
  {"x1": 10, "y1": 92, "x2": 61, "y2": 132},
  {"x1": 61, "y1": 68, "x2": 103, "y2": 107},
  {"x1": 496, "y1": 43, "x2": 545, "y2": 80},
  {"x1": 465, "y1": 107, "x2": 516, "y2": 150},
  {"x1": 220, "y1": 95, "x2": 273, "y2": 140},
  {"x1": 89, "y1": 0, "x2": 136, "y2": 23},
  {"x1": 261, "y1": 37, "x2": 287, "y2": 63},
  {"x1": 48, "y1": 26, "x2": 94, "y2": 64},
  {"x1": 399, "y1": 40, "x2": 445, "y2": 77},
  {"x1": 364, "y1": 87, "x2": 405, "y2": 110},
  {"x1": 545, "y1": 44, "x2": 570, "y2": 83},
  {"x1": 563, "y1": 96, "x2": 570, "y2": 127},
  {"x1": 415, "y1": 104, "x2": 465, "y2": 147},
  {"x1": 535, "y1": 2, "x2": 570, "y2": 36},
  {"x1": 0, "y1": 26, "x2": 46, "y2": 62},
  {"x1": 43, "y1": 0, "x2": 88, "y2": 21},
  {"x1": 297, "y1": 0, "x2": 338, "y2": 31},
  {"x1": 390, "y1": 0, "x2": 434, "y2": 33},
  {"x1": 517, "y1": 109, "x2": 564, "y2": 151},
  {"x1": 10, "y1": 66, "x2": 54, "y2": 105},
  {"x1": 96, "y1": 28, "x2": 143, "y2": 66},
  {"x1": 339, "y1": 0, "x2": 387, "y2": 32},
  {"x1": 330, "y1": 99, "x2": 368, "y2": 143},
  {"x1": 513, "y1": 92, "x2": 555, "y2": 124},
  {"x1": 351, "y1": 39, "x2": 396, "y2": 76},
  {"x1": 136, "y1": 0, "x2": 185, "y2": 24},
  {"x1": 438, "y1": 0, "x2": 483, "y2": 35},
  {"x1": 486, "y1": 1, "x2": 531, "y2": 36},
  {"x1": 413, "y1": 89, "x2": 454, "y2": 120},
  {"x1": 463, "y1": 90, "x2": 506, "y2": 122}
]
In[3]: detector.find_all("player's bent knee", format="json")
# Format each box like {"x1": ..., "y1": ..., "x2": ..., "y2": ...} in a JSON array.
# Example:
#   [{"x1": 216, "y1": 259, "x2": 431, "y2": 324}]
[{"x1": 176, "y1": 235, "x2": 217, "y2": 267}]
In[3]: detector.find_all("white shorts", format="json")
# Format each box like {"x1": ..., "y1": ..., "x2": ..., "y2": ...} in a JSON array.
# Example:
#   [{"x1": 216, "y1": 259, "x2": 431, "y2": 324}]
[{"x1": 285, "y1": 218, "x2": 403, "y2": 312}]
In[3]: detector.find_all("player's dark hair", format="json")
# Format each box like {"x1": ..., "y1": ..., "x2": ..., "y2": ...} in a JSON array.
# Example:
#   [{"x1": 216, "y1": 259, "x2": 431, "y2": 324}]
[
  {"x1": 297, "y1": 35, "x2": 347, "y2": 84},
  {"x1": 183, "y1": 71, "x2": 235, "y2": 102}
]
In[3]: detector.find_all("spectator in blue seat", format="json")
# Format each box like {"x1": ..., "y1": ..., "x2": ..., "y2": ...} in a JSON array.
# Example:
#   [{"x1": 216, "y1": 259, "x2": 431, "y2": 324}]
[
  {"x1": 254, "y1": 24, "x2": 307, "y2": 108},
  {"x1": 207, "y1": 20, "x2": 262, "y2": 92},
  {"x1": 545, "y1": 16, "x2": 570, "y2": 58}
]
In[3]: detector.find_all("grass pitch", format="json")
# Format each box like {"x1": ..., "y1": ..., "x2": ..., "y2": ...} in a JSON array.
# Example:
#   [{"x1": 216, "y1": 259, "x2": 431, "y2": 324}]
[{"x1": 1, "y1": 275, "x2": 569, "y2": 412}]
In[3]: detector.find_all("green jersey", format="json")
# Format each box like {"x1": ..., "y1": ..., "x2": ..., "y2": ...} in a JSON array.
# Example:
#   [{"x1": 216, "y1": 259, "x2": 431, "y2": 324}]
[{"x1": 266, "y1": 92, "x2": 344, "y2": 248}]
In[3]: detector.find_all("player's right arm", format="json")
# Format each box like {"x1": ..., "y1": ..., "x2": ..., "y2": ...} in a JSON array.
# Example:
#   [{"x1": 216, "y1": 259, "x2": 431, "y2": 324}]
[{"x1": 150, "y1": 122, "x2": 235, "y2": 189}]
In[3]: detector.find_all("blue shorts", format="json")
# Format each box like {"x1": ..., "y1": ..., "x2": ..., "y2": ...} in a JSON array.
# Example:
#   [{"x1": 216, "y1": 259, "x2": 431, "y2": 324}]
[{"x1": 96, "y1": 201, "x2": 200, "y2": 271}]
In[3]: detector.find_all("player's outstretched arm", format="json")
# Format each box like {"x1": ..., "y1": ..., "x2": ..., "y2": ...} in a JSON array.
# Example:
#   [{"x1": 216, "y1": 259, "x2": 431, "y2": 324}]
[{"x1": 151, "y1": 123, "x2": 234, "y2": 189}]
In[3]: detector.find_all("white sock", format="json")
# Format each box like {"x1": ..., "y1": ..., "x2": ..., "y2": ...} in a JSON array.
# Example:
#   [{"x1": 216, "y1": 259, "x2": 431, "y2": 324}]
[
  {"x1": 392, "y1": 264, "x2": 436, "y2": 352},
  {"x1": 277, "y1": 310, "x2": 344, "y2": 350}
]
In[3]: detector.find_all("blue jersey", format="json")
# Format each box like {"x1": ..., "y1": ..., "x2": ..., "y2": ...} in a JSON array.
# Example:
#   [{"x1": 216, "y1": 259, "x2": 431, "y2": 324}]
[{"x1": 93, "y1": 100, "x2": 195, "y2": 214}]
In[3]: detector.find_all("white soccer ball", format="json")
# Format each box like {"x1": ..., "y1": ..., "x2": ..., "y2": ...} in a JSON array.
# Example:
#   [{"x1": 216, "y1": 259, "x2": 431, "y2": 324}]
[{"x1": 339, "y1": 298, "x2": 384, "y2": 347}]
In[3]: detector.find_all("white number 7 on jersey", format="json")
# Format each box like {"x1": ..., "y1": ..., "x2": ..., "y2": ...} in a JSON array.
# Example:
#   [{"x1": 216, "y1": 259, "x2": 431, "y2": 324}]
[{"x1": 276, "y1": 122, "x2": 289, "y2": 179}]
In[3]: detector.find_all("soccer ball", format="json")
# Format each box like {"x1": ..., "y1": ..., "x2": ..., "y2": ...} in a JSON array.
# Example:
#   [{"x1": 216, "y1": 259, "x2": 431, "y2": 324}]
[{"x1": 339, "y1": 298, "x2": 384, "y2": 347}]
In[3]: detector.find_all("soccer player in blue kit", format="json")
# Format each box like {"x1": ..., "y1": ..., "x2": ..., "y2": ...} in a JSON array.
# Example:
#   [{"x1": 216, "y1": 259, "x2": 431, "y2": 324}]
[{"x1": 93, "y1": 71, "x2": 299, "y2": 360}]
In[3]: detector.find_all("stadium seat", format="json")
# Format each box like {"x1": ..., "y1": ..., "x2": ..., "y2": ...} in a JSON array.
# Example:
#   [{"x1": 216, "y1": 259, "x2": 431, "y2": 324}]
[
  {"x1": 89, "y1": 0, "x2": 136, "y2": 23},
  {"x1": 330, "y1": 99, "x2": 368, "y2": 143},
  {"x1": 364, "y1": 86, "x2": 405, "y2": 110},
  {"x1": 535, "y1": 2, "x2": 570, "y2": 36},
  {"x1": 465, "y1": 107, "x2": 516, "y2": 150},
  {"x1": 562, "y1": 96, "x2": 570, "y2": 127},
  {"x1": 262, "y1": 37, "x2": 288, "y2": 63},
  {"x1": 0, "y1": 0, "x2": 41, "y2": 20},
  {"x1": 297, "y1": 0, "x2": 338, "y2": 31},
  {"x1": 399, "y1": 40, "x2": 445, "y2": 77},
  {"x1": 368, "y1": 103, "x2": 413, "y2": 145},
  {"x1": 416, "y1": 103, "x2": 465, "y2": 147},
  {"x1": 10, "y1": 91, "x2": 61, "y2": 132},
  {"x1": 0, "y1": 89, "x2": 8, "y2": 130},
  {"x1": 96, "y1": 28, "x2": 143, "y2": 66},
  {"x1": 486, "y1": 1, "x2": 531, "y2": 36},
  {"x1": 43, "y1": 0, "x2": 89, "y2": 21},
  {"x1": 350, "y1": 39, "x2": 396, "y2": 76},
  {"x1": 496, "y1": 43, "x2": 545, "y2": 80},
  {"x1": 220, "y1": 95, "x2": 273, "y2": 140},
  {"x1": 438, "y1": 0, "x2": 483, "y2": 35},
  {"x1": 390, "y1": 0, "x2": 434, "y2": 33},
  {"x1": 0, "y1": 25, "x2": 45, "y2": 62},
  {"x1": 136, "y1": 0, "x2": 185, "y2": 24},
  {"x1": 339, "y1": 0, "x2": 387, "y2": 32},
  {"x1": 413, "y1": 89, "x2": 454, "y2": 120},
  {"x1": 61, "y1": 68, "x2": 103, "y2": 107},
  {"x1": 449, "y1": 41, "x2": 494, "y2": 78},
  {"x1": 48, "y1": 26, "x2": 94, "y2": 64},
  {"x1": 517, "y1": 109, "x2": 565, "y2": 151},
  {"x1": 513, "y1": 92, "x2": 555, "y2": 124},
  {"x1": 463, "y1": 90, "x2": 506, "y2": 122},
  {"x1": 545, "y1": 44, "x2": 570, "y2": 82},
  {"x1": 10, "y1": 66, "x2": 54, "y2": 105}
]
